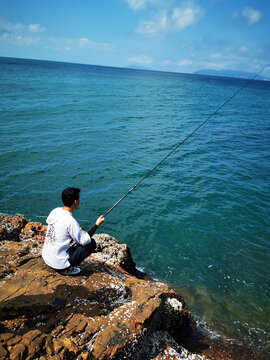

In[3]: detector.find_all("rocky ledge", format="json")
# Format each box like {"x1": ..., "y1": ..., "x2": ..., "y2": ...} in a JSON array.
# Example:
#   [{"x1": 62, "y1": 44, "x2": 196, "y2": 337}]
[
  {"x1": 0, "y1": 213, "x2": 205, "y2": 360},
  {"x1": 0, "y1": 214, "x2": 268, "y2": 360}
]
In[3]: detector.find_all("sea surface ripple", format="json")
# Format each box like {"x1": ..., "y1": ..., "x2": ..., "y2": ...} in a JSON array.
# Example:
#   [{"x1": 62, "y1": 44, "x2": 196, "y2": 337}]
[{"x1": 1, "y1": 57, "x2": 270, "y2": 353}]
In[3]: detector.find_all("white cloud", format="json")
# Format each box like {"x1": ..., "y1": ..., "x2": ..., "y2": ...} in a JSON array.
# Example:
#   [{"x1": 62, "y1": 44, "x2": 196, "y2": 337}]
[
  {"x1": 242, "y1": 7, "x2": 263, "y2": 25},
  {"x1": 28, "y1": 24, "x2": 45, "y2": 33},
  {"x1": 163, "y1": 59, "x2": 173, "y2": 65},
  {"x1": 123, "y1": 0, "x2": 161, "y2": 10},
  {"x1": 178, "y1": 59, "x2": 192, "y2": 66},
  {"x1": 55, "y1": 46, "x2": 71, "y2": 52},
  {"x1": 128, "y1": 55, "x2": 153, "y2": 64},
  {"x1": 0, "y1": 18, "x2": 45, "y2": 46},
  {"x1": 198, "y1": 56, "x2": 243, "y2": 70},
  {"x1": 77, "y1": 37, "x2": 115, "y2": 51},
  {"x1": 210, "y1": 53, "x2": 221, "y2": 59},
  {"x1": 49, "y1": 36, "x2": 115, "y2": 52},
  {"x1": 0, "y1": 32, "x2": 41, "y2": 46},
  {"x1": 0, "y1": 18, "x2": 115, "y2": 52},
  {"x1": 240, "y1": 46, "x2": 248, "y2": 52},
  {"x1": 0, "y1": 18, "x2": 25, "y2": 33},
  {"x1": 124, "y1": 0, "x2": 148, "y2": 10},
  {"x1": 171, "y1": 3, "x2": 205, "y2": 30},
  {"x1": 136, "y1": 10, "x2": 167, "y2": 36},
  {"x1": 0, "y1": 18, "x2": 46, "y2": 34},
  {"x1": 162, "y1": 59, "x2": 193, "y2": 67},
  {"x1": 199, "y1": 61, "x2": 226, "y2": 70},
  {"x1": 232, "y1": 7, "x2": 263, "y2": 25},
  {"x1": 135, "y1": 1, "x2": 204, "y2": 36}
]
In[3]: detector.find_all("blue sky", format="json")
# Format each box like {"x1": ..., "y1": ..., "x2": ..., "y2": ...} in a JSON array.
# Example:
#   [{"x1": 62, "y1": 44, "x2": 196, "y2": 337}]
[{"x1": 0, "y1": 0, "x2": 269, "y2": 76}]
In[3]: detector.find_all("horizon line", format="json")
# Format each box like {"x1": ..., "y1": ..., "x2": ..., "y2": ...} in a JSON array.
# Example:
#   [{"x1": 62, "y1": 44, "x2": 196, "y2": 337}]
[{"x1": 1, "y1": 55, "x2": 269, "y2": 82}]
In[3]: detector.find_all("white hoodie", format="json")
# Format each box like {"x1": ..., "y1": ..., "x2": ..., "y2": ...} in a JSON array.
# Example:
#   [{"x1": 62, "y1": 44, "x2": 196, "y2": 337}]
[{"x1": 42, "y1": 207, "x2": 91, "y2": 269}]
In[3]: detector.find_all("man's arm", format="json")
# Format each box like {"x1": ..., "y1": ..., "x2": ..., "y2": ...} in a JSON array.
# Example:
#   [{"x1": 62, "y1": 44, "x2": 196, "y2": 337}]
[{"x1": 88, "y1": 215, "x2": 105, "y2": 237}]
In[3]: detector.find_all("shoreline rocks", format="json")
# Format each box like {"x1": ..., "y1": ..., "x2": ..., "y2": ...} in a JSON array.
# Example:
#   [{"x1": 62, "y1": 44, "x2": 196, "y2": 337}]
[{"x1": 0, "y1": 214, "x2": 268, "y2": 360}]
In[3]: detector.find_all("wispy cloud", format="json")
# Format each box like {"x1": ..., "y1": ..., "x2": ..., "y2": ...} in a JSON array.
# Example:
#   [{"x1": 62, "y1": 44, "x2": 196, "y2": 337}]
[
  {"x1": 232, "y1": 7, "x2": 264, "y2": 25},
  {"x1": 1, "y1": 32, "x2": 41, "y2": 45},
  {"x1": 242, "y1": 7, "x2": 263, "y2": 25},
  {"x1": 136, "y1": 10, "x2": 167, "y2": 36},
  {"x1": 178, "y1": 59, "x2": 192, "y2": 66},
  {"x1": 171, "y1": 3, "x2": 205, "y2": 30},
  {"x1": 76, "y1": 37, "x2": 115, "y2": 51},
  {"x1": 28, "y1": 24, "x2": 46, "y2": 33},
  {"x1": 0, "y1": 18, "x2": 46, "y2": 33},
  {"x1": 162, "y1": 58, "x2": 192, "y2": 67},
  {"x1": 239, "y1": 45, "x2": 248, "y2": 53},
  {"x1": 198, "y1": 60, "x2": 232, "y2": 70},
  {"x1": 0, "y1": 18, "x2": 46, "y2": 46},
  {"x1": 55, "y1": 46, "x2": 71, "y2": 52},
  {"x1": 135, "y1": 1, "x2": 204, "y2": 36},
  {"x1": 199, "y1": 50, "x2": 264, "y2": 72},
  {"x1": 128, "y1": 55, "x2": 153, "y2": 64},
  {"x1": 163, "y1": 59, "x2": 173, "y2": 65},
  {"x1": 210, "y1": 53, "x2": 221, "y2": 59},
  {"x1": 47, "y1": 37, "x2": 116, "y2": 53},
  {"x1": 123, "y1": 0, "x2": 162, "y2": 10},
  {"x1": 0, "y1": 18, "x2": 115, "y2": 52}
]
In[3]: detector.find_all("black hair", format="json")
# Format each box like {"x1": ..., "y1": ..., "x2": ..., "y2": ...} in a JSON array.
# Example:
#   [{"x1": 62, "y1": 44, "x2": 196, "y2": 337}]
[{"x1": 62, "y1": 187, "x2": 81, "y2": 207}]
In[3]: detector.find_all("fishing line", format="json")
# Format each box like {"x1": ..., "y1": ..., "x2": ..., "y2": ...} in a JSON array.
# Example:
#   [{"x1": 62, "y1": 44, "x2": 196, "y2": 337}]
[
  {"x1": 0, "y1": 212, "x2": 92, "y2": 224},
  {"x1": 103, "y1": 63, "x2": 270, "y2": 217}
]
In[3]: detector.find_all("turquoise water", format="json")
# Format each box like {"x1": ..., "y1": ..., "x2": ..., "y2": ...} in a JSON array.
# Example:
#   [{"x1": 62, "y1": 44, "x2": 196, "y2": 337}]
[{"x1": 1, "y1": 57, "x2": 270, "y2": 352}]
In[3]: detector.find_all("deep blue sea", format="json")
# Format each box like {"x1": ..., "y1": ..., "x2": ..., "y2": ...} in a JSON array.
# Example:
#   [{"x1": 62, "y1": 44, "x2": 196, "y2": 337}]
[{"x1": 1, "y1": 57, "x2": 269, "y2": 353}]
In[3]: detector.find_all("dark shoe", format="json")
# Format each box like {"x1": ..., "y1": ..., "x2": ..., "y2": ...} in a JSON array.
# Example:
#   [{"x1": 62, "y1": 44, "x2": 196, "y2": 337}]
[{"x1": 60, "y1": 266, "x2": 81, "y2": 275}]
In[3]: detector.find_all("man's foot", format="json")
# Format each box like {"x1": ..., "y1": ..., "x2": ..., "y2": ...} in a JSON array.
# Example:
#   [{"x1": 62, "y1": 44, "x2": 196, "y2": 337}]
[{"x1": 60, "y1": 266, "x2": 81, "y2": 275}]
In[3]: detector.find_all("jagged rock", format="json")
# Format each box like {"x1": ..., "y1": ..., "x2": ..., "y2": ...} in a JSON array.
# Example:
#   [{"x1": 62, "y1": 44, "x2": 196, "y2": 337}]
[
  {"x1": 0, "y1": 214, "x2": 27, "y2": 241},
  {"x1": 0, "y1": 343, "x2": 7, "y2": 358},
  {"x1": 139, "y1": 331, "x2": 207, "y2": 360},
  {"x1": 92, "y1": 233, "x2": 136, "y2": 274},
  {"x1": 9, "y1": 342, "x2": 27, "y2": 360},
  {"x1": 0, "y1": 214, "x2": 210, "y2": 360},
  {"x1": 19, "y1": 221, "x2": 47, "y2": 242}
]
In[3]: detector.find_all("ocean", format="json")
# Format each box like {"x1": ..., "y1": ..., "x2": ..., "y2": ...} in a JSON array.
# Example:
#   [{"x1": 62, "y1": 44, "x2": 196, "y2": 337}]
[{"x1": 0, "y1": 56, "x2": 269, "y2": 354}]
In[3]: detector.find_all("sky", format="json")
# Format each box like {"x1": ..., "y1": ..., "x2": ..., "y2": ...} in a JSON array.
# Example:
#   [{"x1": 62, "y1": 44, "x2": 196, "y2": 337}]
[{"x1": 0, "y1": 0, "x2": 269, "y2": 76}]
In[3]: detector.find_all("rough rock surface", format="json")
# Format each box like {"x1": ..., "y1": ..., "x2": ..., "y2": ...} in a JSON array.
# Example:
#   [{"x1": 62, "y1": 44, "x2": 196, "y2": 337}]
[
  {"x1": 92, "y1": 233, "x2": 136, "y2": 275},
  {"x1": 0, "y1": 214, "x2": 208, "y2": 360}
]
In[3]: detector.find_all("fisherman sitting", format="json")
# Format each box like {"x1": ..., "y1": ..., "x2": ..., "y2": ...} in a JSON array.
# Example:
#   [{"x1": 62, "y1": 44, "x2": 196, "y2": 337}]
[{"x1": 42, "y1": 187, "x2": 104, "y2": 275}]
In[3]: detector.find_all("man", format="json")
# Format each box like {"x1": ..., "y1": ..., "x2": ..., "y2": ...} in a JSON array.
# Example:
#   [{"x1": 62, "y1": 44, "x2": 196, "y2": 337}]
[{"x1": 42, "y1": 187, "x2": 104, "y2": 275}]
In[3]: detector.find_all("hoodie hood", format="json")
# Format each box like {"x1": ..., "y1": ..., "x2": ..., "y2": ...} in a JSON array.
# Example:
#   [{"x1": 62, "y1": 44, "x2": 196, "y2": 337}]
[{"x1": 46, "y1": 207, "x2": 71, "y2": 225}]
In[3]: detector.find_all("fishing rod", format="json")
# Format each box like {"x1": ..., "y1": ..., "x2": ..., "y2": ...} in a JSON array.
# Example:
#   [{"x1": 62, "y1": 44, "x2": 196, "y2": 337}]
[{"x1": 103, "y1": 63, "x2": 270, "y2": 218}]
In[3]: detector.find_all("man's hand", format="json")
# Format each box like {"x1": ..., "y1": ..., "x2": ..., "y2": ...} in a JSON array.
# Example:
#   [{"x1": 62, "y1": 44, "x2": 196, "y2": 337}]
[{"x1": 95, "y1": 215, "x2": 105, "y2": 226}]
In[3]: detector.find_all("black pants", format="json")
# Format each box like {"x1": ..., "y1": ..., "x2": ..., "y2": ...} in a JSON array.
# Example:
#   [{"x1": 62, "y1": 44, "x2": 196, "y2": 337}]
[{"x1": 67, "y1": 239, "x2": 96, "y2": 267}]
